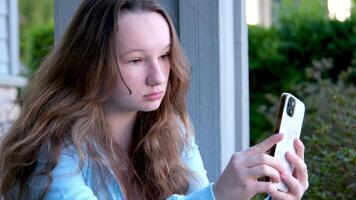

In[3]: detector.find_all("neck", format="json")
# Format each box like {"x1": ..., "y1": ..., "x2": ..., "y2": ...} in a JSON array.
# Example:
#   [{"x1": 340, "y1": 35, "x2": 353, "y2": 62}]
[{"x1": 104, "y1": 109, "x2": 138, "y2": 154}]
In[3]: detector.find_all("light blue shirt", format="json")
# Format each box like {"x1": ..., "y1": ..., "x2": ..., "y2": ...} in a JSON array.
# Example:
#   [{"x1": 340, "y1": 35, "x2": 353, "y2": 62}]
[{"x1": 29, "y1": 139, "x2": 216, "y2": 200}]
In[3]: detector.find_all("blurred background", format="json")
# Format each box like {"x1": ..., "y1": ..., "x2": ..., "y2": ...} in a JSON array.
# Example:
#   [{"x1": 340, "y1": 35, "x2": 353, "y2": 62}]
[
  {"x1": 0, "y1": 0, "x2": 355, "y2": 199},
  {"x1": 246, "y1": 0, "x2": 355, "y2": 199}
]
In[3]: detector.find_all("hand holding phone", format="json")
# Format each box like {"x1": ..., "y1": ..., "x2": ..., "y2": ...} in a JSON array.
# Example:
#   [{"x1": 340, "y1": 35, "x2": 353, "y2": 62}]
[{"x1": 270, "y1": 93, "x2": 305, "y2": 192}]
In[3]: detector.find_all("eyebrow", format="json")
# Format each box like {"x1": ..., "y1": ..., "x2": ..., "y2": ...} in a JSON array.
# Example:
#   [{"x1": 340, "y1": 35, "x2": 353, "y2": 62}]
[{"x1": 120, "y1": 44, "x2": 171, "y2": 56}]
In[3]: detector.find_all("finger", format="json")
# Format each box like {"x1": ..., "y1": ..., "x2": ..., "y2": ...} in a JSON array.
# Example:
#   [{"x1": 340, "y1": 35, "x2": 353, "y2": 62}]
[
  {"x1": 251, "y1": 181, "x2": 278, "y2": 196},
  {"x1": 270, "y1": 189, "x2": 293, "y2": 200},
  {"x1": 294, "y1": 139, "x2": 305, "y2": 160},
  {"x1": 286, "y1": 151, "x2": 308, "y2": 186},
  {"x1": 248, "y1": 164, "x2": 281, "y2": 183},
  {"x1": 280, "y1": 172, "x2": 303, "y2": 197},
  {"x1": 242, "y1": 154, "x2": 286, "y2": 174},
  {"x1": 247, "y1": 134, "x2": 284, "y2": 155}
]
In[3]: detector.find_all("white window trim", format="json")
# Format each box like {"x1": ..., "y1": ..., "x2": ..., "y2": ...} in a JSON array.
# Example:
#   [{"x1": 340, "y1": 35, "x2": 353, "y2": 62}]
[
  {"x1": 0, "y1": 0, "x2": 27, "y2": 88},
  {"x1": 8, "y1": 0, "x2": 19, "y2": 76}
]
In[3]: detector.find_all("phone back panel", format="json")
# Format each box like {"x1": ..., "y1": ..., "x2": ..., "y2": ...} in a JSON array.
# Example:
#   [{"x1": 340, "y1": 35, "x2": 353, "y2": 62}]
[{"x1": 273, "y1": 93, "x2": 305, "y2": 192}]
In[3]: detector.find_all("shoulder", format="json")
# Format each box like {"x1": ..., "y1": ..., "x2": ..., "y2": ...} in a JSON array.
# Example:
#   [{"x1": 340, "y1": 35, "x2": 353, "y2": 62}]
[
  {"x1": 30, "y1": 144, "x2": 97, "y2": 199},
  {"x1": 36, "y1": 143, "x2": 83, "y2": 176},
  {"x1": 179, "y1": 132, "x2": 210, "y2": 193},
  {"x1": 175, "y1": 115, "x2": 210, "y2": 193}
]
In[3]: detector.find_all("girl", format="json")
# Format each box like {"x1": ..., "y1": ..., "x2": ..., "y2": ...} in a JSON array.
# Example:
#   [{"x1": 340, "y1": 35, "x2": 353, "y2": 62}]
[{"x1": 0, "y1": 0, "x2": 308, "y2": 199}]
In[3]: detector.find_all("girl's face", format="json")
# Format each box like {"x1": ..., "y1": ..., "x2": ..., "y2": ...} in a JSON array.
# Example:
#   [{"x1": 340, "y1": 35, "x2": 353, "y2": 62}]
[{"x1": 107, "y1": 11, "x2": 171, "y2": 113}]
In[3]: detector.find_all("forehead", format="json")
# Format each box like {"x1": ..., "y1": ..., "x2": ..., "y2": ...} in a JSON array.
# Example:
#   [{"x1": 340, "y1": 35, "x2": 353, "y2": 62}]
[{"x1": 117, "y1": 11, "x2": 171, "y2": 54}]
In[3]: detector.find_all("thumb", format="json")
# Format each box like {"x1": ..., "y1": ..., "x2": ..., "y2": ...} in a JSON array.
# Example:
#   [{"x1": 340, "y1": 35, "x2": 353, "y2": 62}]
[{"x1": 247, "y1": 133, "x2": 284, "y2": 155}]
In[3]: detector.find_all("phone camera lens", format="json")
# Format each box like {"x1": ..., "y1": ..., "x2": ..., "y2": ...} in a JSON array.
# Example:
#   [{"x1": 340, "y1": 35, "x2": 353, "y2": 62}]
[
  {"x1": 288, "y1": 109, "x2": 294, "y2": 116},
  {"x1": 287, "y1": 97, "x2": 295, "y2": 117}
]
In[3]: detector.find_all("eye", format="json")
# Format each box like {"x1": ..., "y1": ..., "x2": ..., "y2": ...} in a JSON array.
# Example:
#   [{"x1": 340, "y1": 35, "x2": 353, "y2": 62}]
[
  {"x1": 128, "y1": 58, "x2": 142, "y2": 65},
  {"x1": 160, "y1": 52, "x2": 170, "y2": 60}
]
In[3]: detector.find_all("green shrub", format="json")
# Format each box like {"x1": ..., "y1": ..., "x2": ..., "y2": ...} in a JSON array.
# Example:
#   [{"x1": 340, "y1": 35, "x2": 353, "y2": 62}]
[
  {"x1": 295, "y1": 62, "x2": 355, "y2": 199},
  {"x1": 19, "y1": 0, "x2": 54, "y2": 75},
  {"x1": 258, "y1": 60, "x2": 355, "y2": 199},
  {"x1": 249, "y1": 1, "x2": 356, "y2": 144},
  {"x1": 27, "y1": 22, "x2": 54, "y2": 74},
  {"x1": 277, "y1": 17, "x2": 356, "y2": 83},
  {"x1": 248, "y1": 25, "x2": 287, "y2": 144}
]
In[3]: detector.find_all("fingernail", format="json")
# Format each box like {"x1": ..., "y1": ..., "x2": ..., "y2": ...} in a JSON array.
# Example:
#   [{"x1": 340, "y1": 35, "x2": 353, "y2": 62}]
[{"x1": 276, "y1": 133, "x2": 284, "y2": 139}]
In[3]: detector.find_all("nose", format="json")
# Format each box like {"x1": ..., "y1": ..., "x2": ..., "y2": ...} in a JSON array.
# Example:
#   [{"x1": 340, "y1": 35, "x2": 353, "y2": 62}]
[{"x1": 146, "y1": 60, "x2": 166, "y2": 86}]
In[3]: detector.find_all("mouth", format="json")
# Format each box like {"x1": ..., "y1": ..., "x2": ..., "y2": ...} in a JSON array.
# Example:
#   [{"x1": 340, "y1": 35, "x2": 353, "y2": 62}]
[{"x1": 143, "y1": 91, "x2": 164, "y2": 101}]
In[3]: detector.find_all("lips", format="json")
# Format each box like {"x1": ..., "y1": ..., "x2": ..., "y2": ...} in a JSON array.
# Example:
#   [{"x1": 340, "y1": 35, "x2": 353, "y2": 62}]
[{"x1": 143, "y1": 91, "x2": 164, "y2": 101}]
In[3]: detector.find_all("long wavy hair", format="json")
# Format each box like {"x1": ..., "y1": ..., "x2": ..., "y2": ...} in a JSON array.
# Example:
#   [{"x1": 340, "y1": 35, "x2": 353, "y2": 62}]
[{"x1": 0, "y1": 0, "x2": 193, "y2": 199}]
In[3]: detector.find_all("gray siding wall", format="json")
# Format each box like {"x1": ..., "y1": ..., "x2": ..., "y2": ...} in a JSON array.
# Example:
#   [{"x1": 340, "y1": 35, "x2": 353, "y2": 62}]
[
  {"x1": 179, "y1": 0, "x2": 221, "y2": 181},
  {"x1": 54, "y1": 0, "x2": 81, "y2": 43}
]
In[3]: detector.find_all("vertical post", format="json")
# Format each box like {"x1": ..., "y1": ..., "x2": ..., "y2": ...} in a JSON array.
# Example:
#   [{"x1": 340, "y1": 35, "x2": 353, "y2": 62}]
[
  {"x1": 234, "y1": 0, "x2": 250, "y2": 151},
  {"x1": 54, "y1": 0, "x2": 81, "y2": 43},
  {"x1": 0, "y1": 0, "x2": 10, "y2": 76},
  {"x1": 219, "y1": 0, "x2": 236, "y2": 171},
  {"x1": 8, "y1": 0, "x2": 19, "y2": 75},
  {"x1": 179, "y1": 0, "x2": 221, "y2": 181}
]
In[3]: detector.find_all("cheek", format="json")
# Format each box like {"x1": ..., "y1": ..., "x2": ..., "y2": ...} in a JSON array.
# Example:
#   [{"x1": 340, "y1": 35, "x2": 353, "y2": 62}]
[
  {"x1": 115, "y1": 77, "x2": 129, "y2": 94},
  {"x1": 113, "y1": 74, "x2": 138, "y2": 97},
  {"x1": 165, "y1": 70, "x2": 170, "y2": 82},
  {"x1": 118, "y1": 70, "x2": 145, "y2": 91},
  {"x1": 164, "y1": 64, "x2": 171, "y2": 81}
]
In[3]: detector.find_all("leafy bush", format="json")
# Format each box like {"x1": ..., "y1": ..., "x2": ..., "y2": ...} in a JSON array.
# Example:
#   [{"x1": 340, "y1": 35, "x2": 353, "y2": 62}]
[
  {"x1": 249, "y1": 1, "x2": 356, "y2": 144},
  {"x1": 27, "y1": 22, "x2": 54, "y2": 74},
  {"x1": 19, "y1": 0, "x2": 54, "y2": 75},
  {"x1": 257, "y1": 60, "x2": 355, "y2": 199},
  {"x1": 248, "y1": 22, "x2": 304, "y2": 144},
  {"x1": 294, "y1": 62, "x2": 355, "y2": 199},
  {"x1": 249, "y1": 1, "x2": 355, "y2": 198}
]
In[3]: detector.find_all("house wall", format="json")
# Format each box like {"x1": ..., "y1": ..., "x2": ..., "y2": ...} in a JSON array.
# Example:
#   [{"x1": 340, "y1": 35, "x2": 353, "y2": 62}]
[
  {"x1": 0, "y1": 0, "x2": 23, "y2": 137},
  {"x1": 0, "y1": 0, "x2": 10, "y2": 75}
]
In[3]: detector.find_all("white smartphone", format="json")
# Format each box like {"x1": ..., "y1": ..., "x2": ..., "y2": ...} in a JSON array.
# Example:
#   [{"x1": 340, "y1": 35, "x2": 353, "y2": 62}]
[{"x1": 270, "y1": 93, "x2": 305, "y2": 192}]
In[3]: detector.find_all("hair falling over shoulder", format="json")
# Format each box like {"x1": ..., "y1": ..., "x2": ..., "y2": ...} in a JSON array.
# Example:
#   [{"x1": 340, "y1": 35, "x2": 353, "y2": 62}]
[{"x1": 0, "y1": 0, "x2": 192, "y2": 199}]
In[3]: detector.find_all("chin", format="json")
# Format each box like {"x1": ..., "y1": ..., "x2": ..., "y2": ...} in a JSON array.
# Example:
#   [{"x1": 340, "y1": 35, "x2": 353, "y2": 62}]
[{"x1": 140, "y1": 102, "x2": 162, "y2": 112}]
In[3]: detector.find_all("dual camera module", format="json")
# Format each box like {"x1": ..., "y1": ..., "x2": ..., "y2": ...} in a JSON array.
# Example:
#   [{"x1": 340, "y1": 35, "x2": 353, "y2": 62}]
[{"x1": 286, "y1": 97, "x2": 296, "y2": 117}]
